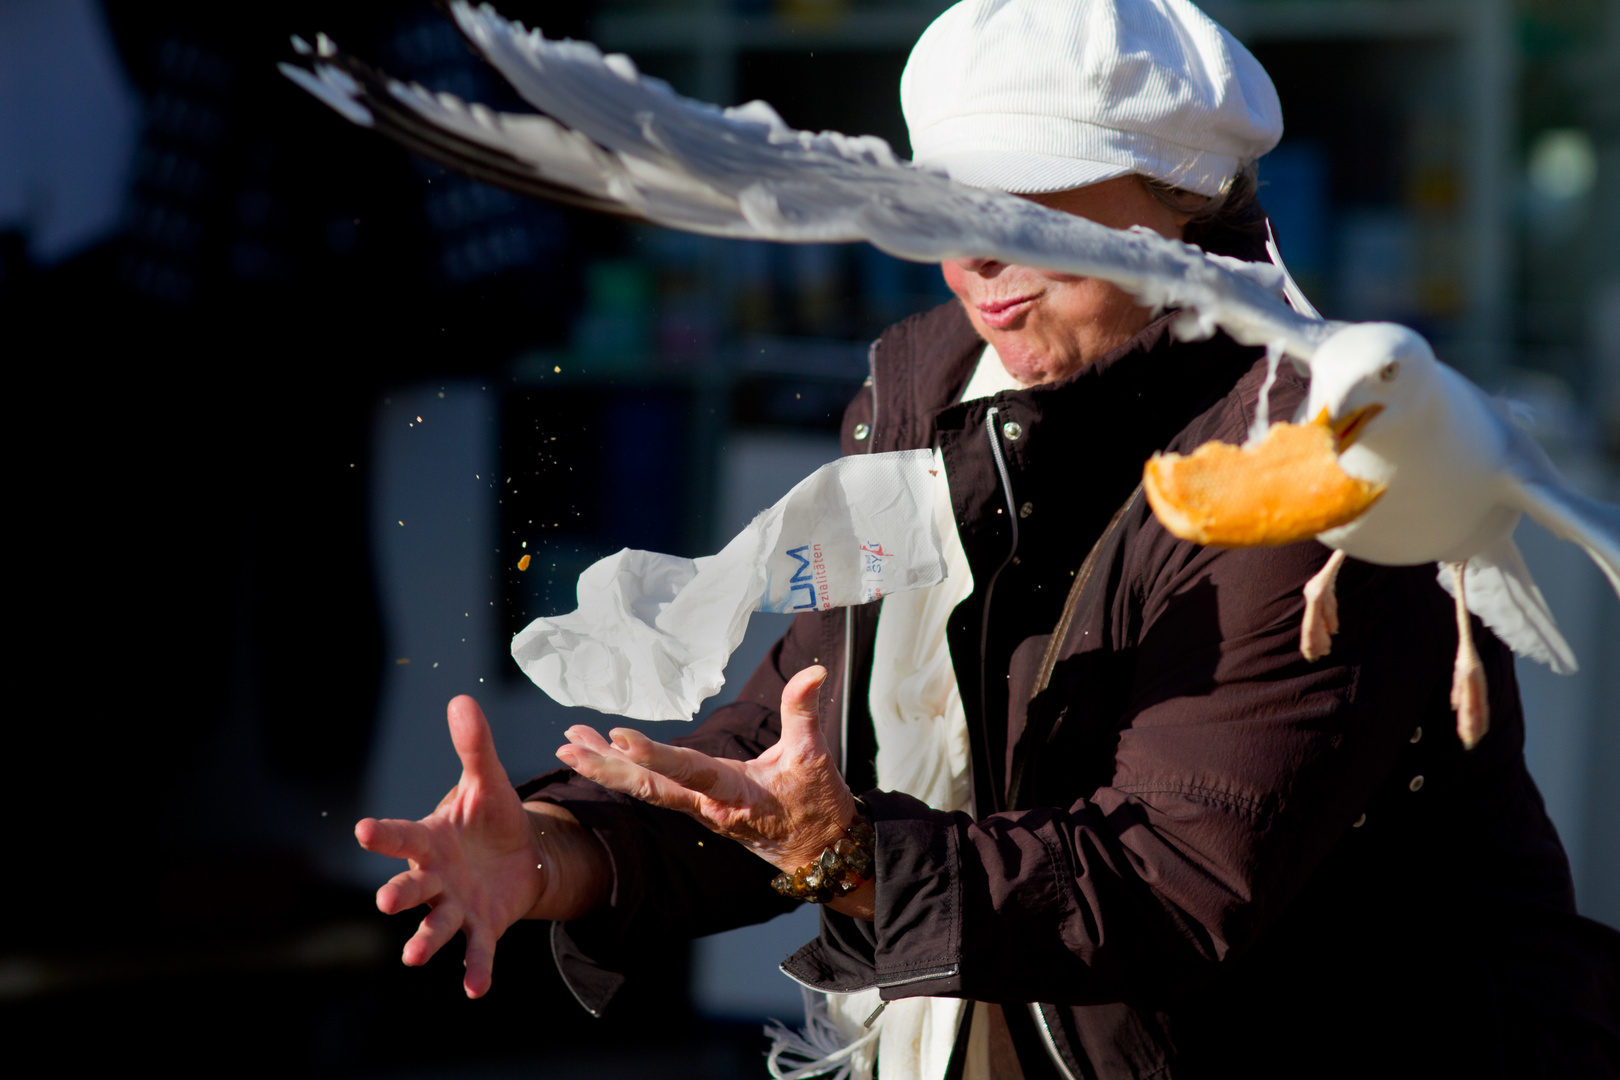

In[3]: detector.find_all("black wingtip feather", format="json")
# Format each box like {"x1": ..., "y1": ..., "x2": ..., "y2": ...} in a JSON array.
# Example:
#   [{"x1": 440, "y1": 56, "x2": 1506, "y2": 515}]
[{"x1": 280, "y1": 39, "x2": 646, "y2": 224}]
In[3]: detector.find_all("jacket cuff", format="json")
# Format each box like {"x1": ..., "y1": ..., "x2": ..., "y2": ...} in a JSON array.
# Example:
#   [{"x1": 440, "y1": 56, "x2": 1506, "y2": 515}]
[
  {"x1": 520, "y1": 770, "x2": 649, "y2": 1016},
  {"x1": 781, "y1": 790, "x2": 967, "y2": 999},
  {"x1": 782, "y1": 908, "x2": 880, "y2": 993}
]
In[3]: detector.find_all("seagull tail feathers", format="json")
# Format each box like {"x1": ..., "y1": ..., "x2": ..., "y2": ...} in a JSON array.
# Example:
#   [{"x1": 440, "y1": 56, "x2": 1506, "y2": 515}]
[{"x1": 1445, "y1": 539, "x2": 1578, "y2": 675}]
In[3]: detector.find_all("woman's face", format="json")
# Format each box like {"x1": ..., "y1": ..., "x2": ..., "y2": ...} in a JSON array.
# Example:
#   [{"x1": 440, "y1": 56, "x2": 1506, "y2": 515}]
[{"x1": 941, "y1": 174, "x2": 1195, "y2": 387}]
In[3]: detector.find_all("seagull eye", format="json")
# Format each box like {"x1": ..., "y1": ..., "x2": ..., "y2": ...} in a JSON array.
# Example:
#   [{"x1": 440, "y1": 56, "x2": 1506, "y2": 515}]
[{"x1": 1379, "y1": 361, "x2": 1400, "y2": 382}]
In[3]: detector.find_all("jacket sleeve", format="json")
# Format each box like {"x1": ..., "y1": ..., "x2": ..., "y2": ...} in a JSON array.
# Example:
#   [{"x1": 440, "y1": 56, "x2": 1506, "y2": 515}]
[
  {"x1": 787, "y1": 530, "x2": 1489, "y2": 1006},
  {"x1": 518, "y1": 606, "x2": 844, "y2": 1014}
]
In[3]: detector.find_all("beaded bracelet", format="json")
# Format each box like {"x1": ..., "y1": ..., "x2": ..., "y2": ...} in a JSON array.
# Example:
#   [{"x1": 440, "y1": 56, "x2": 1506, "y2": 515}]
[{"x1": 770, "y1": 799, "x2": 876, "y2": 904}]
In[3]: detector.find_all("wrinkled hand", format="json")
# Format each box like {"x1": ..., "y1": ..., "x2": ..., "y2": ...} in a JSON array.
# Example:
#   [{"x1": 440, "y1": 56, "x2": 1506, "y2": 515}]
[
  {"x1": 555, "y1": 666, "x2": 860, "y2": 883},
  {"x1": 355, "y1": 694, "x2": 610, "y2": 998}
]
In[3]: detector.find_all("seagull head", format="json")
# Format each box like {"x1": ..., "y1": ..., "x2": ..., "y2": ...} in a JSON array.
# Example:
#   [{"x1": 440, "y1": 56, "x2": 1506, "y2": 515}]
[{"x1": 1303, "y1": 322, "x2": 1437, "y2": 454}]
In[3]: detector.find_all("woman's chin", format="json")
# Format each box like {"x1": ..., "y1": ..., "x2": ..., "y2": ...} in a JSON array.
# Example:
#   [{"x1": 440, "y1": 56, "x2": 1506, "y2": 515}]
[{"x1": 988, "y1": 337, "x2": 1075, "y2": 387}]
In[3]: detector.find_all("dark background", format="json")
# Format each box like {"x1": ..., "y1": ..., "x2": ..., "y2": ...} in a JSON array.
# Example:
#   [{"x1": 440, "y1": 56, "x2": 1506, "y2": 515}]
[{"x1": 4, "y1": 0, "x2": 1615, "y2": 1075}]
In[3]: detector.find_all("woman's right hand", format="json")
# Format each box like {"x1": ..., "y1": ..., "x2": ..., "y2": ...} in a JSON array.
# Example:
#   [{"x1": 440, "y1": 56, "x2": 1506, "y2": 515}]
[{"x1": 354, "y1": 694, "x2": 611, "y2": 998}]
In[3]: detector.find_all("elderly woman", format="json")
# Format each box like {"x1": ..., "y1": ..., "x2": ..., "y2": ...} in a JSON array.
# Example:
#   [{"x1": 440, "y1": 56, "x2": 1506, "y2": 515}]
[{"x1": 355, "y1": 1, "x2": 1618, "y2": 1077}]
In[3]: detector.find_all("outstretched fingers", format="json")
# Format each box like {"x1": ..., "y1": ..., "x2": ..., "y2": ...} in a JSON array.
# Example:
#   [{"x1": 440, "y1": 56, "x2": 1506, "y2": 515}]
[
  {"x1": 402, "y1": 901, "x2": 463, "y2": 967},
  {"x1": 462, "y1": 925, "x2": 499, "y2": 999},
  {"x1": 607, "y1": 728, "x2": 732, "y2": 795},
  {"x1": 376, "y1": 867, "x2": 442, "y2": 915},
  {"x1": 557, "y1": 727, "x2": 705, "y2": 815},
  {"x1": 356, "y1": 816, "x2": 432, "y2": 861},
  {"x1": 447, "y1": 694, "x2": 506, "y2": 789}
]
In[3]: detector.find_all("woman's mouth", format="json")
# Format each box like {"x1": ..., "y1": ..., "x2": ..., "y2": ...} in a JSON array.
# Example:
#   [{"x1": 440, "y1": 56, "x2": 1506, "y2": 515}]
[{"x1": 977, "y1": 294, "x2": 1039, "y2": 329}]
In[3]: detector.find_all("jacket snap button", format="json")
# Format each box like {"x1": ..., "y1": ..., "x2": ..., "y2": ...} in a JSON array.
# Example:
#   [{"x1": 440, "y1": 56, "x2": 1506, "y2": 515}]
[
  {"x1": 1352, "y1": 813, "x2": 1366, "y2": 828},
  {"x1": 1002, "y1": 421, "x2": 1023, "y2": 441},
  {"x1": 1019, "y1": 502, "x2": 1033, "y2": 518},
  {"x1": 1409, "y1": 726, "x2": 1422, "y2": 743},
  {"x1": 853, "y1": 423, "x2": 870, "y2": 441},
  {"x1": 1409, "y1": 775, "x2": 1425, "y2": 792}
]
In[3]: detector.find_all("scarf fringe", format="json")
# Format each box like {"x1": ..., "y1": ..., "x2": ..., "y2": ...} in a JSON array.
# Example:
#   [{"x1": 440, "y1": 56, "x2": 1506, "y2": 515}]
[{"x1": 765, "y1": 987, "x2": 881, "y2": 1080}]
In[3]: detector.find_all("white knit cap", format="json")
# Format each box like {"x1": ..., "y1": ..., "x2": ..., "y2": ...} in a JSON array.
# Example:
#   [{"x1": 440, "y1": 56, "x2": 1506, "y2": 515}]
[{"x1": 901, "y1": 0, "x2": 1283, "y2": 196}]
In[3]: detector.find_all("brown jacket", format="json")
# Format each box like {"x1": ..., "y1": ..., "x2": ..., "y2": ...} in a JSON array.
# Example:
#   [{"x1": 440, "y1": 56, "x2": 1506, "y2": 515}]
[{"x1": 526, "y1": 302, "x2": 1620, "y2": 1079}]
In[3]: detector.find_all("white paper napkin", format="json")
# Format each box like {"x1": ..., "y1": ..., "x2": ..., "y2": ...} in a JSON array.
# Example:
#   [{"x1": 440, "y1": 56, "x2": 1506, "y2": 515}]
[{"x1": 511, "y1": 449, "x2": 947, "y2": 720}]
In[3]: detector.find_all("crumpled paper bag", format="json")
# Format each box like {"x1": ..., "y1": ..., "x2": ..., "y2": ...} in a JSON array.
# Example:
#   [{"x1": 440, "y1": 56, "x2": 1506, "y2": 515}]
[{"x1": 511, "y1": 449, "x2": 946, "y2": 720}]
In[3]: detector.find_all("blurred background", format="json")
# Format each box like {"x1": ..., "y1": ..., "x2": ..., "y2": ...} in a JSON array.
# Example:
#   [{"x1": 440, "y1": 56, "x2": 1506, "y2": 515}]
[{"x1": 3, "y1": 0, "x2": 1615, "y2": 1074}]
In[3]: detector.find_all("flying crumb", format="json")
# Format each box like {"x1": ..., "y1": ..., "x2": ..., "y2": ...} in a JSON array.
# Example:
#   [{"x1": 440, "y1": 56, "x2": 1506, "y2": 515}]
[
  {"x1": 395, "y1": 658, "x2": 410, "y2": 665},
  {"x1": 518, "y1": 554, "x2": 532, "y2": 571}
]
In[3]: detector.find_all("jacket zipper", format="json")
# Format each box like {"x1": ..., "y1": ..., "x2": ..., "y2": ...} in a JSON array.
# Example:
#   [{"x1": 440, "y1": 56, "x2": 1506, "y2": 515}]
[
  {"x1": 866, "y1": 339, "x2": 881, "y2": 455},
  {"x1": 984, "y1": 406, "x2": 1083, "y2": 1080},
  {"x1": 982, "y1": 406, "x2": 1020, "y2": 552},
  {"x1": 978, "y1": 405, "x2": 1020, "y2": 809}
]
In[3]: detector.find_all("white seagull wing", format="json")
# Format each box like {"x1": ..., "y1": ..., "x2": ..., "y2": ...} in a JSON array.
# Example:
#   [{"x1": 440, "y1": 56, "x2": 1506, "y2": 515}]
[
  {"x1": 1495, "y1": 413, "x2": 1620, "y2": 601},
  {"x1": 278, "y1": 5, "x2": 1336, "y2": 361}
]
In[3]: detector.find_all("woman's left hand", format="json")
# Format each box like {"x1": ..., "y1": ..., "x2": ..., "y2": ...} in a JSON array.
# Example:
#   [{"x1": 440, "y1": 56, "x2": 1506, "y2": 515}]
[{"x1": 554, "y1": 665, "x2": 873, "y2": 917}]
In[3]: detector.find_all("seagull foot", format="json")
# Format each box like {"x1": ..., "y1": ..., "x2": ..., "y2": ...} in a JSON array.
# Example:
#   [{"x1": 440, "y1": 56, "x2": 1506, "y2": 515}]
[
  {"x1": 1300, "y1": 548, "x2": 1348, "y2": 662},
  {"x1": 1448, "y1": 562, "x2": 1491, "y2": 749},
  {"x1": 1451, "y1": 651, "x2": 1490, "y2": 749}
]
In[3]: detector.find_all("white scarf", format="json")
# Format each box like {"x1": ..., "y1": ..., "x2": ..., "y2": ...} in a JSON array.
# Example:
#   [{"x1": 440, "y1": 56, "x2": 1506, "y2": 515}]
[{"x1": 770, "y1": 348, "x2": 1020, "y2": 1080}]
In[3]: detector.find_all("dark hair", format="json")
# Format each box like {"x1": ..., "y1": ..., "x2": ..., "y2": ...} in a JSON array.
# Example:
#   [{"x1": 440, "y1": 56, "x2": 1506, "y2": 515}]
[{"x1": 1141, "y1": 162, "x2": 1268, "y2": 261}]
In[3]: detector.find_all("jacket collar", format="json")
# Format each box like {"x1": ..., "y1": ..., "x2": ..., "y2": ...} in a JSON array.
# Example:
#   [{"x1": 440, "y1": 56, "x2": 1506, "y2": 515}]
[
  {"x1": 873, "y1": 301, "x2": 1255, "y2": 454},
  {"x1": 868, "y1": 301, "x2": 982, "y2": 453}
]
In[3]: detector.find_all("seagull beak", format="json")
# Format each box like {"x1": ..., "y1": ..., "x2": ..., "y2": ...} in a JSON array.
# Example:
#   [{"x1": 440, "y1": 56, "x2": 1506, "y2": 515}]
[{"x1": 1314, "y1": 404, "x2": 1385, "y2": 453}]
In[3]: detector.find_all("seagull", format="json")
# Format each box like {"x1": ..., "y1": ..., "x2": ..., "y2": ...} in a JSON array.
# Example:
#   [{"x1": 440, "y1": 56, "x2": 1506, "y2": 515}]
[
  {"x1": 279, "y1": 3, "x2": 1620, "y2": 748},
  {"x1": 1292, "y1": 323, "x2": 1620, "y2": 747},
  {"x1": 1236, "y1": 240, "x2": 1618, "y2": 747}
]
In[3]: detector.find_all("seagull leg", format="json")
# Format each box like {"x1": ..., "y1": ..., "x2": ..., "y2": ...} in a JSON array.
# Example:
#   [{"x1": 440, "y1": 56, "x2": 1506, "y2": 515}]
[
  {"x1": 1448, "y1": 562, "x2": 1490, "y2": 749},
  {"x1": 1300, "y1": 548, "x2": 1348, "y2": 661}
]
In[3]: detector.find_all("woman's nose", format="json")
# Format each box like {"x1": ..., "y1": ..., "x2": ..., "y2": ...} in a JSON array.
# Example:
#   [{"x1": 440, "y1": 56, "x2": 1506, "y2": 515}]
[{"x1": 954, "y1": 255, "x2": 1000, "y2": 274}]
